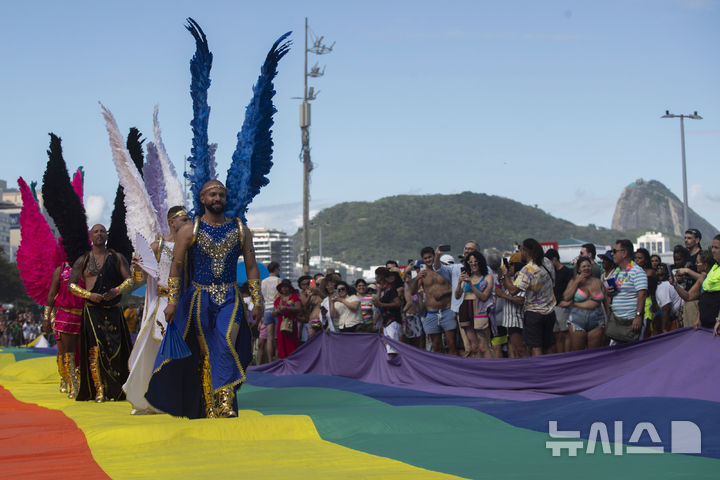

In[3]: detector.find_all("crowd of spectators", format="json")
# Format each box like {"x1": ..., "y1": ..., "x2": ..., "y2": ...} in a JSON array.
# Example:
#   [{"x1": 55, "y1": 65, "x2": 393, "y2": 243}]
[
  {"x1": 0, "y1": 309, "x2": 43, "y2": 347},
  {"x1": 246, "y1": 229, "x2": 720, "y2": 363}
]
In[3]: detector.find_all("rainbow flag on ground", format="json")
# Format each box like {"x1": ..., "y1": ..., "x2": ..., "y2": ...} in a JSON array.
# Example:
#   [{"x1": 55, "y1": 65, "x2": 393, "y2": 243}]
[{"x1": 1, "y1": 328, "x2": 718, "y2": 478}]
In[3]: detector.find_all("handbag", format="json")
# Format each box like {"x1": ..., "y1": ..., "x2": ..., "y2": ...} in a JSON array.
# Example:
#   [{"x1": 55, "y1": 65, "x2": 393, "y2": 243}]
[
  {"x1": 280, "y1": 316, "x2": 295, "y2": 334},
  {"x1": 606, "y1": 311, "x2": 640, "y2": 343}
]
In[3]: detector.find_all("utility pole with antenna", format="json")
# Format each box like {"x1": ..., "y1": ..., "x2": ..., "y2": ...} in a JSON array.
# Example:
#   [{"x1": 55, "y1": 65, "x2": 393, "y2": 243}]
[{"x1": 299, "y1": 17, "x2": 334, "y2": 274}]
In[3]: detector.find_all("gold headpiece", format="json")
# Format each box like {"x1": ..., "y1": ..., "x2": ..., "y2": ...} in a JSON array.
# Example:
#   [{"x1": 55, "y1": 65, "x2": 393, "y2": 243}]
[
  {"x1": 168, "y1": 209, "x2": 189, "y2": 220},
  {"x1": 200, "y1": 183, "x2": 227, "y2": 196}
]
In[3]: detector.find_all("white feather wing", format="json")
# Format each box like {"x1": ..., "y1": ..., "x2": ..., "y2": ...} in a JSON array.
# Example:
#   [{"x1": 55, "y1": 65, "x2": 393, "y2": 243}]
[
  {"x1": 100, "y1": 102, "x2": 161, "y2": 250},
  {"x1": 153, "y1": 105, "x2": 186, "y2": 209}
]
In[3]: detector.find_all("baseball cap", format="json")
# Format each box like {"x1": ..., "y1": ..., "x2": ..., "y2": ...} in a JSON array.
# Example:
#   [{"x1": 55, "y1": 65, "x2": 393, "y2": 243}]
[
  {"x1": 509, "y1": 252, "x2": 523, "y2": 264},
  {"x1": 597, "y1": 250, "x2": 614, "y2": 262},
  {"x1": 440, "y1": 254, "x2": 454, "y2": 264}
]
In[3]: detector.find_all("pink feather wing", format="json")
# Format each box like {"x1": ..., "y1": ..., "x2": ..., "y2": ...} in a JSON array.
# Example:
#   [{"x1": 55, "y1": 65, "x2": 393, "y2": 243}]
[
  {"x1": 16, "y1": 177, "x2": 65, "y2": 304},
  {"x1": 72, "y1": 168, "x2": 84, "y2": 205}
]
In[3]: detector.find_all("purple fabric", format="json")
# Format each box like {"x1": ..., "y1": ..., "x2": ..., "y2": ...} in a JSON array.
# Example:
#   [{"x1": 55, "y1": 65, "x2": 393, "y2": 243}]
[{"x1": 250, "y1": 327, "x2": 720, "y2": 403}]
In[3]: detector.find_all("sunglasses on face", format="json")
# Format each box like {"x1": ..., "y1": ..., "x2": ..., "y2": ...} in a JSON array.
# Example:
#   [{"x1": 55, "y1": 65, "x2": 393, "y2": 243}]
[
  {"x1": 611, "y1": 249, "x2": 625, "y2": 254},
  {"x1": 337, "y1": 288, "x2": 346, "y2": 292}
]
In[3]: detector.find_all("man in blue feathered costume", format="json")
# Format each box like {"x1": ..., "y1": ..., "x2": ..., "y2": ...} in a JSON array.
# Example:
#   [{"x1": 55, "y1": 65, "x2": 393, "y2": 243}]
[
  {"x1": 145, "y1": 18, "x2": 290, "y2": 418},
  {"x1": 147, "y1": 179, "x2": 263, "y2": 418}
]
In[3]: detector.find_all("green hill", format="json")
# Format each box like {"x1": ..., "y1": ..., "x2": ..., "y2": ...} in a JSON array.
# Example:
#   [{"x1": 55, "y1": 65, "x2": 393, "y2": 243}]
[{"x1": 293, "y1": 192, "x2": 664, "y2": 267}]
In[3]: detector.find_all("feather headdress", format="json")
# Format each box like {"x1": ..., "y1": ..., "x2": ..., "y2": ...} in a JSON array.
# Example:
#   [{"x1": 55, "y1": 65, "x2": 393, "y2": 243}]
[
  {"x1": 225, "y1": 32, "x2": 291, "y2": 221},
  {"x1": 107, "y1": 127, "x2": 146, "y2": 261},
  {"x1": 143, "y1": 142, "x2": 169, "y2": 236},
  {"x1": 71, "y1": 167, "x2": 84, "y2": 204},
  {"x1": 41, "y1": 134, "x2": 89, "y2": 267},
  {"x1": 152, "y1": 105, "x2": 186, "y2": 210},
  {"x1": 184, "y1": 17, "x2": 214, "y2": 217},
  {"x1": 183, "y1": 18, "x2": 291, "y2": 221},
  {"x1": 101, "y1": 103, "x2": 161, "y2": 250}
]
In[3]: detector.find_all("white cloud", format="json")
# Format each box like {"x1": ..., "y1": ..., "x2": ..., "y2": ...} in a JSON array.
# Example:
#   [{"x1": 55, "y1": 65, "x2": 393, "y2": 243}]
[
  {"x1": 84, "y1": 195, "x2": 106, "y2": 225},
  {"x1": 245, "y1": 201, "x2": 333, "y2": 235}
]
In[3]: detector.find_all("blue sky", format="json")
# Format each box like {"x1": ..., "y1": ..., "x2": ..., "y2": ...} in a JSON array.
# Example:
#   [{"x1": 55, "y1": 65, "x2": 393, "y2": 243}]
[{"x1": 1, "y1": 0, "x2": 718, "y2": 238}]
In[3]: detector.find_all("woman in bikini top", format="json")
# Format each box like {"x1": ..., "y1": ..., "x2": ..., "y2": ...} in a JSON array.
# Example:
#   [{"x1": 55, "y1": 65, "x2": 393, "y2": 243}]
[{"x1": 564, "y1": 258, "x2": 605, "y2": 311}]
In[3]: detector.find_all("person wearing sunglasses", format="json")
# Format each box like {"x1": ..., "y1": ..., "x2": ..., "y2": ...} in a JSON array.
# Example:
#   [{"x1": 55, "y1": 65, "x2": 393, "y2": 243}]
[
  {"x1": 330, "y1": 281, "x2": 363, "y2": 333},
  {"x1": 606, "y1": 239, "x2": 648, "y2": 343}
]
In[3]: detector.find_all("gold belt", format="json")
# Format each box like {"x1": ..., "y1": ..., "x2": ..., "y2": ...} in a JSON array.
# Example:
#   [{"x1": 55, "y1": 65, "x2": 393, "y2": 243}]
[
  {"x1": 192, "y1": 281, "x2": 237, "y2": 305},
  {"x1": 157, "y1": 285, "x2": 170, "y2": 297},
  {"x1": 58, "y1": 306, "x2": 83, "y2": 316}
]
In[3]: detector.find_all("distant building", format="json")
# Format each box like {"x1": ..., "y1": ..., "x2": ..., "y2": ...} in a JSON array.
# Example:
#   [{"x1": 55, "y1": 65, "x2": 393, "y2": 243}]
[
  {"x1": 635, "y1": 231, "x2": 673, "y2": 264},
  {"x1": 635, "y1": 231, "x2": 670, "y2": 255},
  {"x1": 554, "y1": 238, "x2": 611, "y2": 264},
  {"x1": 307, "y1": 256, "x2": 365, "y2": 283},
  {"x1": 0, "y1": 211, "x2": 11, "y2": 260},
  {"x1": 0, "y1": 179, "x2": 21, "y2": 261},
  {"x1": 0, "y1": 178, "x2": 54, "y2": 263},
  {"x1": 251, "y1": 228, "x2": 294, "y2": 280}
]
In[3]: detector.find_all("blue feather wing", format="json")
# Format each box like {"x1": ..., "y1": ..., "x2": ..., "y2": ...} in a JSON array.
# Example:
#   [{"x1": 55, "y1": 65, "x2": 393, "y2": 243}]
[
  {"x1": 184, "y1": 17, "x2": 214, "y2": 217},
  {"x1": 225, "y1": 32, "x2": 292, "y2": 222}
]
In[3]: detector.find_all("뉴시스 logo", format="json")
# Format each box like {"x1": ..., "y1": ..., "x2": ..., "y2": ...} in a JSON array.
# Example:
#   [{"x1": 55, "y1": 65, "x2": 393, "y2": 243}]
[{"x1": 546, "y1": 420, "x2": 702, "y2": 456}]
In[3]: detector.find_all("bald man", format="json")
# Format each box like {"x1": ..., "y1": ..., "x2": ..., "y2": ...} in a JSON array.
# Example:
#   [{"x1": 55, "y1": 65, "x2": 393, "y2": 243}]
[{"x1": 69, "y1": 223, "x2": 133, "y2": 403}]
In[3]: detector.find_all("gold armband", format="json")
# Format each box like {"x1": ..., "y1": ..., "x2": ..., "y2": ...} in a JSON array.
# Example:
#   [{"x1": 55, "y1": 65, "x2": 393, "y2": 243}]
[
  {"x1": 247, "y1": 279, "x2": 264, "y2": 309},
  {"x1": 168, "y1": 276, "x2": 181, "y2": 305},
  {"x1": 43, "y1": 305, "x2": 53, "y2": 323},
  {"x1": 116, "y1": 277, "x2": 136, "y2": 295},
  {"x1": 69, "y1": 283, "x2": 92, "y2": 300}
]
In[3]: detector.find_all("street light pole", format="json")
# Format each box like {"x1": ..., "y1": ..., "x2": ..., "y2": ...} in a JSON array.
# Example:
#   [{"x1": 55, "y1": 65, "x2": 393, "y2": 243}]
[
  {"x1": 301, "y1": 18, "x2": 311, "y2": 274},
  {"x1": 318, "y1": 224, "x2": 323, "y2": 271},
  {"x1": 661, "y1": 110, "x2": 702, "y2": 232},
  {"x1": 299, "y1": 18, "x2": 333, "y2": 274}
]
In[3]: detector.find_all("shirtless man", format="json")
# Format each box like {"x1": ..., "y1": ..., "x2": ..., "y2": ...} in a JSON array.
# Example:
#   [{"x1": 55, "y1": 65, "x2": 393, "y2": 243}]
[
  {"x1": 298, "y1": 275, "x2": 323, "y2": 338},
  {"x1": 411, "y1": 247, "x2": 456, "y2": 355},
  {"x1": 69, "y1": 224, "x2": 133, "y2": 402}
]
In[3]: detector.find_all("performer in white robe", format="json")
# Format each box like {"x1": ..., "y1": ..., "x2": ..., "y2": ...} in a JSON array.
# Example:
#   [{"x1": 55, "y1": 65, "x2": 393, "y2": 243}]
[
  {"x1": 124, "y1": 207, "x2": 190, "y2": 413},
  {"x1": 100, "y1": 103, "x2": 188, "y2": 414}
]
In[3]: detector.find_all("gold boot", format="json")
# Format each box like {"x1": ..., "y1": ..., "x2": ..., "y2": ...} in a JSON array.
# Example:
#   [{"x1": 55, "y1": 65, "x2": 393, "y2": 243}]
[
  {"x1": 57, "y1": 354, "x2": 68, "y2": 394},
  {"x1": 88, "y1": 346, "x2": 105, "y2": 403},
  {"x1": 64, "y1": 352, "x2": 80, "y2": 399},
  {"x1": 201, "y1": 355, "x2": 217, "y2": 418},
  {"x1": 216, "y1": 387, "x2": 237, "y2": 418}
]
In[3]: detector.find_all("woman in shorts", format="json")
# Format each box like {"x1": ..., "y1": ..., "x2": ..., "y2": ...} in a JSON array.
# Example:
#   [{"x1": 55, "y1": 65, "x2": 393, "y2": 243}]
[
  {"x1": 454, "y1": 251, "x2": 494, "y2": 358},
  {"x1": 562, "y1": 256, "x2": 607, "y2": 350}
]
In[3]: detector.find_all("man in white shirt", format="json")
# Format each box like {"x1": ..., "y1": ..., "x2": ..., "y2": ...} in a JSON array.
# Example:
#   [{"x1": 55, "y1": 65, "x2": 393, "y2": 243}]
[
  {"x1": 258, "y1": 261, "x2": 281, "y2": 364},
  {"x1": 656, "y1": 263, "x2": 683, "y2": 333}
]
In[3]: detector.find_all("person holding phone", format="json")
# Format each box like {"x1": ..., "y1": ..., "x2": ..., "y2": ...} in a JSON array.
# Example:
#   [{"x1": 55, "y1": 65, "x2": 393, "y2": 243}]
[
  {"x1": 655, "y1": 263, "x2": 683, "y2": 333},
  {"x1": 606, "y1": 239, "x2": 648, "y2": 343},
  {"x1": 454, "y1": 251, "x2": 494, "y2": 358},
  {"x1": 672, "y1": 243, "x2": 720, "y2": 331},
  {"x1": 501, "y1": 238, "x2": 557, "y2": 356}
]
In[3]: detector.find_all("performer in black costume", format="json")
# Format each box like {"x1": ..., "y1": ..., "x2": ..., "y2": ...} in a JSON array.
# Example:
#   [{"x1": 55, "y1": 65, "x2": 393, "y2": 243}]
[{"x1": 69, "y1": 224, "x2": 135, "y2": 402}]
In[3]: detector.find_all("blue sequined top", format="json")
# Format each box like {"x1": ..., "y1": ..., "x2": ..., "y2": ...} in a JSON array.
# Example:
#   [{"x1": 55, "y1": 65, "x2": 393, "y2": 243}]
[{"x1": 191, "y1": 220, "x2": 242, "y2": 286}]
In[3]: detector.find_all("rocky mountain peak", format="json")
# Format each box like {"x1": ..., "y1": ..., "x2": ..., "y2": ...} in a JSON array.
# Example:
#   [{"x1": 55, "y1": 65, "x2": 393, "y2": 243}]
[{"x1": 611, "y1": 178, "x2": 718, "y2": 238}]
